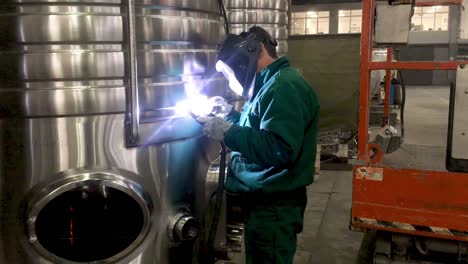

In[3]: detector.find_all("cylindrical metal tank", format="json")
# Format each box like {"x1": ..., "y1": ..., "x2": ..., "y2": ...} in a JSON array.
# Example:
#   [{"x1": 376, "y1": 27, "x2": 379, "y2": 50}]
[
  {"x1": 225, "y1": 0, "x2": 290, "y2": 56},
  {"x1": 0, "y1": 0, "x2": 225, "y2": 263}
]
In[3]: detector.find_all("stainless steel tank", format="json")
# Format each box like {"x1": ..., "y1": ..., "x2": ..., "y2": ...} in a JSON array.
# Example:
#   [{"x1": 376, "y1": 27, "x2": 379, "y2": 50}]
[
  {"x1": 225, "y1": 0, "x2": 289, "y2": 56},
  {"x1": 0, "y1": 0, "x2": 225, "y2": 263}
]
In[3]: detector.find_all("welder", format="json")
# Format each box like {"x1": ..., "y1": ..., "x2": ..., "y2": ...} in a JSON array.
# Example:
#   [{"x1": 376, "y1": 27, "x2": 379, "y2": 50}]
[{"x1": 197, "y1": 26, "x2": 320, "y2": 264}]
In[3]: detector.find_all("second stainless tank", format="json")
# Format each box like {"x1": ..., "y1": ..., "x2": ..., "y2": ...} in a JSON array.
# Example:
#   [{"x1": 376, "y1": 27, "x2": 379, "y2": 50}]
[{"x1": 225, "y1": 0, "x2": 289, "y2": 56}]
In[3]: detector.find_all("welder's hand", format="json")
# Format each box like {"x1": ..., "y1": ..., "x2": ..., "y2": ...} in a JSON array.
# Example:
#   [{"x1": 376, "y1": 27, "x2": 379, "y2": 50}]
[
  {"x1": 196, "y1": 116, "x2": 233, "y2": 141},
  {"x1": 208, "y1": 96, "x2": 233, "y2": 118}
]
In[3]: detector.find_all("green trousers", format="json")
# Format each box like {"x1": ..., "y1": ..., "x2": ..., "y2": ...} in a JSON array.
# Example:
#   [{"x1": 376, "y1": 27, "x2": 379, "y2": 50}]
[{"x1": 243, "y1": 188, "x2": 307, "y2": 264}]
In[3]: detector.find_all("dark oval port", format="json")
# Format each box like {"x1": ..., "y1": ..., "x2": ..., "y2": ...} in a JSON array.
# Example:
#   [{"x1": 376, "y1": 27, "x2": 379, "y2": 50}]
[{"x1": 34, "y1": 184, "x2": 144, "y2": 262}]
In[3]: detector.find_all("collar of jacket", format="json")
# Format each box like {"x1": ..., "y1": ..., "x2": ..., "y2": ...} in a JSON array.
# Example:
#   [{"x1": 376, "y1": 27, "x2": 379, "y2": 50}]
[{"x1": 253, "y1": 57, "x2": 290, "y2": 97}]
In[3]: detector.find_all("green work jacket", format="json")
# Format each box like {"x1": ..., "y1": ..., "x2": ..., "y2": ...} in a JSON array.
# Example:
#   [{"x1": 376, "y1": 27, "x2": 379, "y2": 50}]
[{"x1": 224, "y1": 57, "x2": 320, "y2": 193}]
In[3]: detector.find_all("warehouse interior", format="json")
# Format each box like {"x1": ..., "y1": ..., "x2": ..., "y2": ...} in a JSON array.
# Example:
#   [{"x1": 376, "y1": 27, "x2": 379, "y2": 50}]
[{"x1": 0, "y1": 0, "x2": 467, "y2": 264}]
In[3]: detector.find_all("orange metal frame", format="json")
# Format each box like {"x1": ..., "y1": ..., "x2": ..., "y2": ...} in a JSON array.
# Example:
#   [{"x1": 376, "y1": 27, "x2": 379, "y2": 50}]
[{"x1": 352, "y1": 0, "x2": 468, "y2": 241}]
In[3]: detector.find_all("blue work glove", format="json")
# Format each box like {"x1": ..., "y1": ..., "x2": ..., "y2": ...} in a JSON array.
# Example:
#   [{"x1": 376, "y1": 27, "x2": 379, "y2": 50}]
[
  {"x1": 225, "y1": 173, "x2": 249, "y2": 193},
  {"x1": 196, "y1": 116, "x2": 233, "y2": 141},
  {"x1": 225, "y1": 153, "x2": 264, "y2": 193}
]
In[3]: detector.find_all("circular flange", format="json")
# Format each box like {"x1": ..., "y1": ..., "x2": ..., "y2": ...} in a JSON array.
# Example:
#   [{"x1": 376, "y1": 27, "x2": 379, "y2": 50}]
[{"x1": 26, "y1": 170, "x2": 154, "y2": 263}]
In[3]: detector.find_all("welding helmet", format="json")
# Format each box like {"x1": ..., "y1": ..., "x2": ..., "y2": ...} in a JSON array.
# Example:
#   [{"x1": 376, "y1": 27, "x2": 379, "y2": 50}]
[{"x1": 216, "y1": 33, "x2": 261, "y2": 98}]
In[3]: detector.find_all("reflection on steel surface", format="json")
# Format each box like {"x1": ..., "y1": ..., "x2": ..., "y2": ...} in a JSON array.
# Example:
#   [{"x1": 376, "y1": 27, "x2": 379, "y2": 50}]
[
  {"x1": 0, "y1": 0, "x2": 225, "y2": 263},
  {"x1": 0, "y1": 1, "x2": 225, "y2": 119}
]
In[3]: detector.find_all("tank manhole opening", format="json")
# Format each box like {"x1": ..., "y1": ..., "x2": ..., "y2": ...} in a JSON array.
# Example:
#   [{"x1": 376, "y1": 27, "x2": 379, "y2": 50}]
[{"x1": 34, "y1": 184, "x2": 144, "y2": 262}]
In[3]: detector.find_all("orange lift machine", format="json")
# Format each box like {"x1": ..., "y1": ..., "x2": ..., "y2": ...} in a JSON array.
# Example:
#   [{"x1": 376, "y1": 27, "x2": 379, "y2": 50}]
[{"x1": 351, "y1": 0, "x2": 468, "y2": 263}]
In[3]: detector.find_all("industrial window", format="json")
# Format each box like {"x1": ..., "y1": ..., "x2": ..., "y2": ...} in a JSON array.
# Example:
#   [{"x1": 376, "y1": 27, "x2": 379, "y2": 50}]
[
  {"x1": 338, "y1": 9, "x2": 362, "y2": 34},
  {"x1": 291, "y1": 11, "x2": 330, "y2": 35},
  {"x1": 411, "y1": 6, "x2": 449, "y2": 31}
]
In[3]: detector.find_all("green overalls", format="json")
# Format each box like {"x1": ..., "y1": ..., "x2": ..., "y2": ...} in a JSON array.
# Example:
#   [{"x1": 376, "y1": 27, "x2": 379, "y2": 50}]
[{"x1": 223, "y1": 57, "x2": 320, "y2": 264}]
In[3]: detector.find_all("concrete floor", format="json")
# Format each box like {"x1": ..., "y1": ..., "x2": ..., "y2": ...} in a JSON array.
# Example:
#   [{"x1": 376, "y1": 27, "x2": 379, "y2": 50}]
[
  {"x1": 225, "y1": 86, "x2": 451, "y2": 264},
  {"x1": 404, "y1": 86, "x2": 449, "y2": 148},
  {"x1": 294, "y1": 170, "x2": 363, "y2": 264}
]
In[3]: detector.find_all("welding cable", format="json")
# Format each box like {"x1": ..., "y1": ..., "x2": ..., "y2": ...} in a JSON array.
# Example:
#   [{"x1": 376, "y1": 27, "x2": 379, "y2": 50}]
[
  {"x1": 399, "y1": 69, "x2": 407, "y2": 140},
  {"x1": 218, "y1": 0, "x2": 229, "y2": 34},
  {"x1": 394, "y1": 50, "x2": 406, "y2": 140},
  {"x1": 321, "y1": 155, "x2": 337, "y2": 164},
  {"x1": 206, "y1": 142, "x2": 227, "y2": 262},
  {"x1": 198, "y1": 143, "x2": 227, "y2": 263}
]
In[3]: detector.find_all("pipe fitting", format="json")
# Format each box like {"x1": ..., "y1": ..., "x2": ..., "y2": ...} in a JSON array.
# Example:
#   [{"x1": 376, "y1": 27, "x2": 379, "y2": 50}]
[{"x1": 168, "y1": 211, "x2": 200, "y2": 242}]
